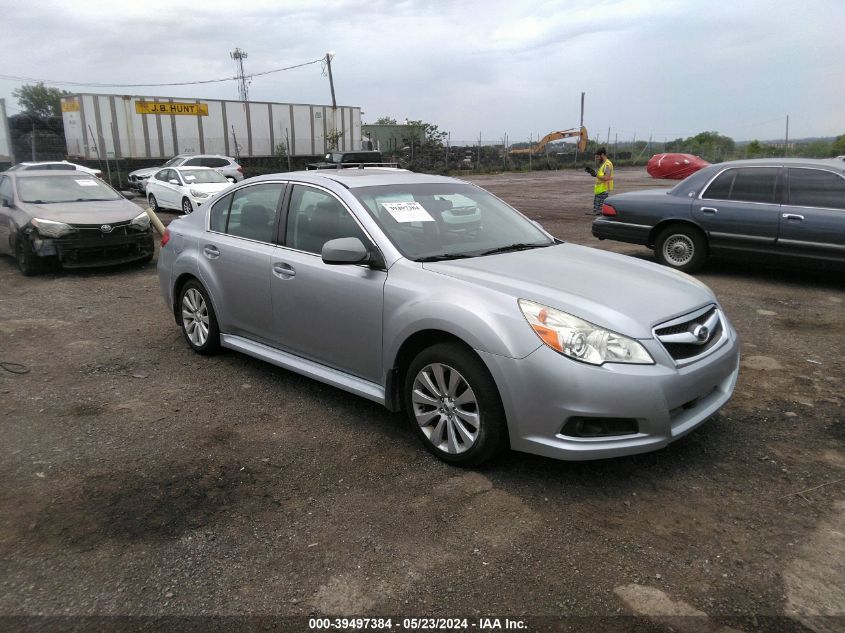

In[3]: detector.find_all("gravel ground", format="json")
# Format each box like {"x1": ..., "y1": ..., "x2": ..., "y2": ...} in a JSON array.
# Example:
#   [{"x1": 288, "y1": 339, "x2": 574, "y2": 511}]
[{"x1": 0, "y1": 168, "x2": 842, "y2": 632}]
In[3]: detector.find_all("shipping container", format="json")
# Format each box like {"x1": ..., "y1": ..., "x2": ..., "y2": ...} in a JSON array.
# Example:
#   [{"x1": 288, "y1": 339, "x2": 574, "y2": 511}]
[{"x1": 61, "y1": 93, "x2": 361, "y2": 160}]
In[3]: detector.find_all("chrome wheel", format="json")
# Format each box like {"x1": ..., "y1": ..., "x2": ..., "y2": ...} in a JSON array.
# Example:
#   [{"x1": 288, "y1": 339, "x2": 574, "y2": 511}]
[
  {"x1": 181, "y1": 288, "x2": 210, "y2": 347},
  {"x1": 662, "y1": 233, "x2": 695, "y2": 266},
  {"x1": 412, "y1": 363, "x2": 480, "y2": 454},
  {"x1": 148, "y1": 195, "x2": 158, "y2": 212},
  {"x1": 182, "y1": 198, "x2": 193, "y2": 214}
]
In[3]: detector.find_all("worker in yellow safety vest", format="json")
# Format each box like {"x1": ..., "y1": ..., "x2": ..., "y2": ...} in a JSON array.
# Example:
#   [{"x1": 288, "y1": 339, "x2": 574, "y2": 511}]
[{"x1": 585, "y1": 147, "x2": 614, "y2": 215}]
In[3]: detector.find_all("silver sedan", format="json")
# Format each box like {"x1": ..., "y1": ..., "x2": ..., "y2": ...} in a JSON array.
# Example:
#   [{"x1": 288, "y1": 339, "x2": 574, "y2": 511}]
[{"x1": 157, "y1": 169, "x2": 739, "y2": 465}]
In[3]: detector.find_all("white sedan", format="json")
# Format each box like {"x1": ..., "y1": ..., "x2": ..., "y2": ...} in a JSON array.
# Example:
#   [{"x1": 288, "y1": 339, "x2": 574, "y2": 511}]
[{"x1": 146, "y1": 167, "x2": 232, "y2": 214}]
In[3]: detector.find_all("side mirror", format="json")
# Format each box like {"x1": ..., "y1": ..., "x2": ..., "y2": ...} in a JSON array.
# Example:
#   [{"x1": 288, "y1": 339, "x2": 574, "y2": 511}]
[
  {"x1": 169, "y1": 179, "x2": 179, "y2": 185},
  {"x1": 321, "y1": 237, "x2": 370, "y2": 266}
]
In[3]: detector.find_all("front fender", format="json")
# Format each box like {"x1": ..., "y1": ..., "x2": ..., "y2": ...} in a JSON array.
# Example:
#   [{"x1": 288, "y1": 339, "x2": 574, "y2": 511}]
[{"x1": 382, "y1": 262, "x2": 543, "y2": 369}]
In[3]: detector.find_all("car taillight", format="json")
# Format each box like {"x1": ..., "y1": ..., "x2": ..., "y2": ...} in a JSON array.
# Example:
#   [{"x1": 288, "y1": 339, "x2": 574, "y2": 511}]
[
  {"x1": 601, "y1": 203, "x2": 617, "y2": 216},
  {"x1": 161, "y1": 228, "x2": 170, "y2": 246},
  {"x1": 236, "y1": 166, "x2": 243, "y2": 173}
]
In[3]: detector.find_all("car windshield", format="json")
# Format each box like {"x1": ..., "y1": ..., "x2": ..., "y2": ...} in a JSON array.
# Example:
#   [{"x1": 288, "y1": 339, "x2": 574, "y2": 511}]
[
  {"x1": 352, "y1": 183, "x2": 554, "y2": 260},
  {"x1": 16, "y1": 175, "x2": 121, "y2": 203},
  {"x1": 179, "y1": 169, "x2": 228, "y2": 184}
]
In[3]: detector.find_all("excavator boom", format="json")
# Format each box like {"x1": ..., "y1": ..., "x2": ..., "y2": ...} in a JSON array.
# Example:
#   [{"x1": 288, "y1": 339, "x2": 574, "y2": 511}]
[{"x1": 510, "y1": 126, "x2": 588, "y2": 155}]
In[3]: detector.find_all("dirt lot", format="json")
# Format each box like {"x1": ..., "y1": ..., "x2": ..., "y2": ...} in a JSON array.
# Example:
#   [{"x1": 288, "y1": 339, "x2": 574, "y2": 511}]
[{"x1": 1, "y1": 168, "x2": 842, "y2": 632}]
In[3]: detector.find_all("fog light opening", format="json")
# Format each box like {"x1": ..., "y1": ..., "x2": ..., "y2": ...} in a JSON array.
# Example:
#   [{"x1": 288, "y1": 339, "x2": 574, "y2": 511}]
[{"x1": 561, "y1": 417, "x2": 639, "y2": 438}]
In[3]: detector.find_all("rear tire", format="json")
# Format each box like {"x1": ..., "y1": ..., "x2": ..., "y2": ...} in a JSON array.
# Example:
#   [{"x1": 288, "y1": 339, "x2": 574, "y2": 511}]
[
  {"x1": 403, "y1": 342, "x2": 508, "y2": 466},
  {"x1": 655, "y1": 224, "x2": 708, "y2": 272},
  {"x1": 178, "y1": 280, "x2": 220, "y2": 355}
]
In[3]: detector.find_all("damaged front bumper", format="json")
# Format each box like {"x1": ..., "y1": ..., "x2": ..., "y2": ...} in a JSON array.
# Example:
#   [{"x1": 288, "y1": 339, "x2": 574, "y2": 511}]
[{"x1": 36, "y1": 227, "x2": 154, "y2": 268}]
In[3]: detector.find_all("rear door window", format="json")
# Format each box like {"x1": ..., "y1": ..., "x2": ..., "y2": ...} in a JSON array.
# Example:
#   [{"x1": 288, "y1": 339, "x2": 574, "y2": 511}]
[
  {"x1": 702, "y1": 168, "x2": 778, "y2": 203},
  {"x1": 787, "y1": 168, "x2": 845, "y2": 210},
  {"x1": 182, "y1": 157, "x2": 203, "y2": 167},
  {"x1": 202, "y1": 157, "x2": 229, "y2": 168},
  {"x1": 225, "y1": 183, "x2": 284, "y2": 242}
]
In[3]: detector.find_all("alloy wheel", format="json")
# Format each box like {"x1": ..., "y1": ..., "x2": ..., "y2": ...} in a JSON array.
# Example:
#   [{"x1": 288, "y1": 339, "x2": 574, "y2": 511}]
[
  {"x1": 181, "y1": 288, "x2": 210, "y2": 347},
  {"x1": 411, "y1": 363, "x2": 480, "y2": 454},
  {"x1": 182, "y1": 198, "x2": 192, "y2": 214}
]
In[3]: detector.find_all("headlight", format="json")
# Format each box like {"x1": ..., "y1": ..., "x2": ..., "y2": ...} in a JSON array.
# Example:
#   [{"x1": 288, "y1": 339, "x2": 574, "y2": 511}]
[
  {"x1": 130, "y1": 211, "x2": 151, "y2": 230},
  {"x1": 518, "y1": 299, "x2": 653, "y2": 365},
  {"x1": 189, "y1": 188, "x2": 209, "y2": 198},
  {"x1": 31, "y1": 218, "x2": 75, "y2": 238}
]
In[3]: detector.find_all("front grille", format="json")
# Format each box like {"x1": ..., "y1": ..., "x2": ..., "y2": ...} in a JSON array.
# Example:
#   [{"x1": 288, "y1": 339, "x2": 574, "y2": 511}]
[{"x1": 654, "y1": 305, "x2": 725, "y2": 364}]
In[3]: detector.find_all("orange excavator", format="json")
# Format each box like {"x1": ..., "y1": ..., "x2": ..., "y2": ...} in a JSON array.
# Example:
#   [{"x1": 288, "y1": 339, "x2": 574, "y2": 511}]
[{"x1": 509, "y1": 126, "x2": 588, "y2": 155}]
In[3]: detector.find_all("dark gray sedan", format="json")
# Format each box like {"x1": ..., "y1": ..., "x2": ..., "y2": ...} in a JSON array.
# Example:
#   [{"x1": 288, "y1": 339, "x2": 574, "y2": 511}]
[
  {"x1": 0, "y1": 170, "x2": 154, "y2": 275},
  {"x1": 592, "y1": 158, "x2": 845, "y2": 271}
]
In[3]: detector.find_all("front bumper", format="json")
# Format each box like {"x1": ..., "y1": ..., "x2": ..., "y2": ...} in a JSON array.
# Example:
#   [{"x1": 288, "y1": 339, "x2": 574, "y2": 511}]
[
  {"x1": 128, "y1": 175, "x2": 150, "y2": 191},
  {"x1": 41, "y1": 229, "x2": 155, "y2": 268},
  {"x1": 478, "y1": 327, "x2": 740, "y2": 461}
]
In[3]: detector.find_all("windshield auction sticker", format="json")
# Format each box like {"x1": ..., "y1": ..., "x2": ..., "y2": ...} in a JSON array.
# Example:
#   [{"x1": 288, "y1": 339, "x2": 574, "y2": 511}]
[
  {"x1": 381, "y1": 201, "x2": 435, "y2": 223},
  {"x1": 75, "y1": 179, "x2": 98, "y2": 187}
]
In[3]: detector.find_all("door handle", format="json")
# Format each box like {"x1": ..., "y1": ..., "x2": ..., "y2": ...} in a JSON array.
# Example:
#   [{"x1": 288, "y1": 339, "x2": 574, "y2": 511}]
[
  {"x1": 203, "y1": 245, "x2": 220, "y2": 259},
  {"x1": 273, "y1": 262, "x2": 296, "y2": 279},
  {"x1": 700, "y1": 207, "x2": 718, "y2": 214},
  {"x1": 782, "y1": 213, "x2": 804, "y2": 221}
]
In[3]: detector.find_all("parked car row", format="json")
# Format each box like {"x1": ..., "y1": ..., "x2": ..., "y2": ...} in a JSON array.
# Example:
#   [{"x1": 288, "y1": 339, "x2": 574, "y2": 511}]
[
  {"x1": 128, "y1": 154, "x2": 243, "y2": 192},
  {"x1": 15, "y1": 156, "x2": 840, "y2": 467}
]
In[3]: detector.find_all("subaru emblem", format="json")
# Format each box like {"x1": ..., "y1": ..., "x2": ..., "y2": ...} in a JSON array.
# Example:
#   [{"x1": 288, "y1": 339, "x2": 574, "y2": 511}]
[{"x1": 100, "y1": 224, "x2": 113, "y2": 233}]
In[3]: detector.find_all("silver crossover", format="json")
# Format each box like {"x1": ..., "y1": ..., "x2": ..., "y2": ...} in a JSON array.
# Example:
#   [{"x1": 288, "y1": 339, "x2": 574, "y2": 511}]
[{"x1": 157, "y1": 169, "x2": 740, "y2": 465}]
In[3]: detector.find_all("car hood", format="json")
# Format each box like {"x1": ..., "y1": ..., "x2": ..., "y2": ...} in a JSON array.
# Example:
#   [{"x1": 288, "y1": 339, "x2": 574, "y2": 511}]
[
  {"x1": 129, "y1": 167, "x2": 160, "y2": 178},
  {"x1": 423, "y1": 243, "x2": 715, "y2": 338},
  {"x1": 22, "y1": 199, "x2": 144, "y2": 225}
]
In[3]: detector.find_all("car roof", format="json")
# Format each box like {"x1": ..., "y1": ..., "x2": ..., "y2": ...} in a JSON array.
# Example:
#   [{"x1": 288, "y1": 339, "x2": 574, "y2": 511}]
[
  {"x1": 174, "y1": 166, "x2": 215, "y2": 171},
  {"x1": 10, "y1": 170, "x2": 97, "y2": 178},
  {"x1": 248, "y1": 168, "x2": 464, "y2": 189},
  {"x1": 174, "y1": 154, "x2": 234, "y2": 160},
  {"x1": 714, "y1": 157, "x2": 845, "y2": 172}
]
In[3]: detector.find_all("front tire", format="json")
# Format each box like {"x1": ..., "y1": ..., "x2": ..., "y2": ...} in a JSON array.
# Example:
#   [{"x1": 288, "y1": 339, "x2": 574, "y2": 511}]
[
  {"x1": 181, "y1": 197, "x2": 193, "y2": 215},
  {"x1": 148, "y1": 194, "x2": 160, "y2": 213},
  {"x1": 15, "y1": 237, "x2": 43, "y2": 276},
  {"x1": 178, "y1": 280, "x2": 220, "y2": 355},
  {"x1": 655, "y1": 224, "x2": 708, "y2": 272},
  {"x1": 403, "y1": 343, "x2": 507, "y2": 466}
]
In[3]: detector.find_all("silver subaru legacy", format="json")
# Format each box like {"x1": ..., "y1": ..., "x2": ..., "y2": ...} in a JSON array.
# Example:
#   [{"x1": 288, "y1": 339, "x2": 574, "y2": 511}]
[{"x1": 157, "y1": 169, "x2": 740, "y2": 465}]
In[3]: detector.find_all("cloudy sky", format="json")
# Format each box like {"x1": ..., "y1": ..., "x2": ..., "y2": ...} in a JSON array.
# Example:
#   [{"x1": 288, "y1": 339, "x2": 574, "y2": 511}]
[{"x1": 1, "y1": 0, "x2": 843, "y2": 144}]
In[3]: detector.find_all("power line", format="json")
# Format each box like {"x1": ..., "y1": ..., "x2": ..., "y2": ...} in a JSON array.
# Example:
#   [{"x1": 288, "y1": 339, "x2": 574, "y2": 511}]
[{"x1": 0, "y1": 57, "x2": 324, "y2": 89}]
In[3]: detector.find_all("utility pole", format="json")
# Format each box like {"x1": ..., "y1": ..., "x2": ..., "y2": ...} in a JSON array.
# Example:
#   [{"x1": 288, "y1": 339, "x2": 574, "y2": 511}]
[
  {"x1": 785, "y1": 115, "x2": 789, "y2": 157},
  {"x1": 574, "y1": 91, "x2": 585, "y2": 165},
  {"x1": 325, "y1": 52, "x2": 337, "y2": 109},
  {"x1": 230, "y1": 48, "x2": 249, "y2": 102}
]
